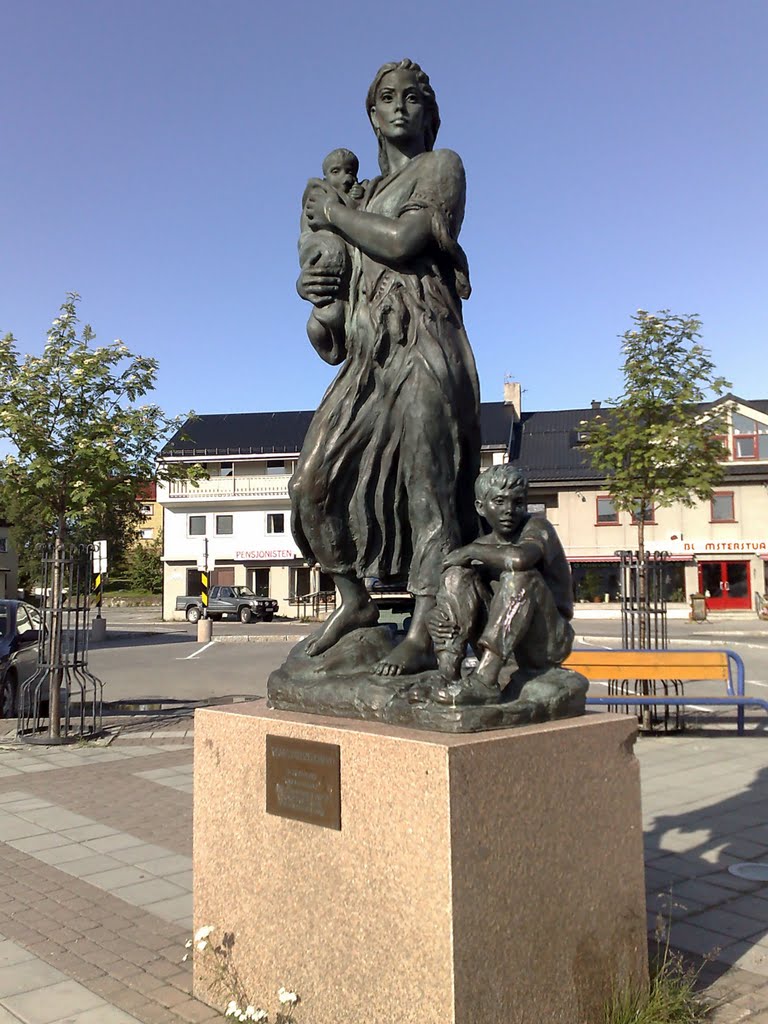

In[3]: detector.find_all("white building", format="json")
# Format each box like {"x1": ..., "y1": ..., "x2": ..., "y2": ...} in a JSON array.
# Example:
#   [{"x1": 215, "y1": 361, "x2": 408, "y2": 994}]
[{"x1": 159, "y1": 386, "x2": 768, "y2": 619}]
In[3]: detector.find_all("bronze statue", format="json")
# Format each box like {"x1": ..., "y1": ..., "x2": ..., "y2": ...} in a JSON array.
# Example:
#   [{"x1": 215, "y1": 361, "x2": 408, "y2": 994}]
[
  {"x1": 290, "y1": 59, "x2": 480, "y2": 678},
  {"x1": 268, "y1": 61, "x2": 587, "y2": 731},
  {"x1": 426, "y1": 465, "x2": 575, "y2": 704}
]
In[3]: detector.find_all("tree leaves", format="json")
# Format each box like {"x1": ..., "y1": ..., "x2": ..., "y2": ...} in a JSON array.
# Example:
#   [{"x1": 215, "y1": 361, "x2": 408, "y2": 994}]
[
  {"x1": 580, "y1": 310, "x2": 731, "y2": 556},
  {"x1": 0, "y1": 294, "x2": 193, "y2": 586}
]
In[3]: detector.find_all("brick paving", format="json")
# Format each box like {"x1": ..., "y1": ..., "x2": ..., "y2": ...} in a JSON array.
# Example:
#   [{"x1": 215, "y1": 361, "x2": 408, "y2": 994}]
[{"x1": 0, "y1": 718, "x2": 765, "y2": 1021}]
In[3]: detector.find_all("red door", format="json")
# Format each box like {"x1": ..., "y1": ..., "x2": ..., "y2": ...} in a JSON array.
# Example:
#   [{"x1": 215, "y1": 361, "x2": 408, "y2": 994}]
[{"x1": 699, "y1": 561, "x2": 751, "y2": 610}]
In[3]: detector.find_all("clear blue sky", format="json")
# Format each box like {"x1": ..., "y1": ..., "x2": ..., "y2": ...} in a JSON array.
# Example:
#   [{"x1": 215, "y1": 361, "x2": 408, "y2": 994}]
[{"x1": 2, "y1": 0, "x2": 766, "y2": 422}]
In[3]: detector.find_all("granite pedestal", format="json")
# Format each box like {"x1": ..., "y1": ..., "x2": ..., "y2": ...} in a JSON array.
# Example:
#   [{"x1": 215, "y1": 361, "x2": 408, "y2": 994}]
[{"x1": 194, "y1": 706, "x2": 647, "y2": 1024}]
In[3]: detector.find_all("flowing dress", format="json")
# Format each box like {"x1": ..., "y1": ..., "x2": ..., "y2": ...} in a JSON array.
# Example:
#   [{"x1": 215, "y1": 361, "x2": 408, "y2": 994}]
[{"x1": 290, "y1": 148, "x2": 481, "y2": 596}]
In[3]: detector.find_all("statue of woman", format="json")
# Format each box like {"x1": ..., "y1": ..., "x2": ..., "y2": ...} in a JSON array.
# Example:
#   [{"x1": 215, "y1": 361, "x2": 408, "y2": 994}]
[{"x1": 291, "y1": 59, "x2": 481, "y2": 677}]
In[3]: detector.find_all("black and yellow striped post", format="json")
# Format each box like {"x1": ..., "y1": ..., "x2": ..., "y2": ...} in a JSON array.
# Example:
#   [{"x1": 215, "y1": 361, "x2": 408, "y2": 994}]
[
  {"x1": 93, "y1": 572, "x2": 103, "y2": 616},
  {"x1": 200, "y1": 570, "x2": 209, "y2": 620}
]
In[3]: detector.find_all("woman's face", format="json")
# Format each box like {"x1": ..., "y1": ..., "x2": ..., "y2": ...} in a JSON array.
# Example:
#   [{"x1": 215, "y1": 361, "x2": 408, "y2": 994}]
[{"x1": 369, "y1": 69, "x2": 426, "y2": 145}]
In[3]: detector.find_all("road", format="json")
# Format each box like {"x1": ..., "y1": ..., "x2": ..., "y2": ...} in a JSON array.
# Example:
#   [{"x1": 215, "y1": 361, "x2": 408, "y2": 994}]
[{"x1": 83, "y1": 608, "x2": 768, "y2": 726}]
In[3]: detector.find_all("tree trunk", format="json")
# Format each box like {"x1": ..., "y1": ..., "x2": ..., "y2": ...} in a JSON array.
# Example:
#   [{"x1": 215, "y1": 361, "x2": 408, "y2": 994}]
[
  {"x1": 637, "y1": 516, "x2": 652, "y2": 731},
  {"x1": 47, "y1": 517, "x2": 65, "y2": 739}
]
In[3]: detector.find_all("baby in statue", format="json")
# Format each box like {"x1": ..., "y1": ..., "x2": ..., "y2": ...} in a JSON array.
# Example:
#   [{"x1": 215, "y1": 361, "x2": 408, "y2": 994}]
[
  {"x1": 425, "y1": 465, "x2": 575, "y2": 705},
  {"x1": 299, "y1": 148, "x2": 366, "y2": 364}
]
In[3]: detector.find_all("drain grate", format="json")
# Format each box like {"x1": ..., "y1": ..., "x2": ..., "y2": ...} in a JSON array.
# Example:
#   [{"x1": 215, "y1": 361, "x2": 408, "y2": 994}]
[{"x1": 728, "y1": 863, "x2": 768, "y2": 882}]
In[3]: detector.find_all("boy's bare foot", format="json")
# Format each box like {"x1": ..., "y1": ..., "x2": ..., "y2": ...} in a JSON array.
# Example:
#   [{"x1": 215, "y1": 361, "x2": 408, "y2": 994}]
[
  {"x1": 432, "y1": 672, "x2": 501, "y2": 706},
  {"x1": 374, "y1": 637, "x2": 436, "y2": 677},
  {"x1": 305, "y1": 599, "x2": 379, "y2": 657}
]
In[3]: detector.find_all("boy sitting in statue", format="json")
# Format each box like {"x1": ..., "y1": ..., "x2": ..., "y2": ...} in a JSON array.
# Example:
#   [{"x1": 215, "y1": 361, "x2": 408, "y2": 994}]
[{"x1": 425, "y1": 465, "x2": 575, "y2": 706}]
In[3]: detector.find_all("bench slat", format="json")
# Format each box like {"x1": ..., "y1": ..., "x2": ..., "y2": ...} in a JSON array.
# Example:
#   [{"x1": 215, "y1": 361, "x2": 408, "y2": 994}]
[{"x1": 563, "y1": 650, "x2": 731, "y2": 682}]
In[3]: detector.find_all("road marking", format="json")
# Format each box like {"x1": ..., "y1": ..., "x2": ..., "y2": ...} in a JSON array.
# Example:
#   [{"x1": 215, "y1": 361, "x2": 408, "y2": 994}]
[{"x1": 180, "y1": 641, "x2": 216, "y2": 660}]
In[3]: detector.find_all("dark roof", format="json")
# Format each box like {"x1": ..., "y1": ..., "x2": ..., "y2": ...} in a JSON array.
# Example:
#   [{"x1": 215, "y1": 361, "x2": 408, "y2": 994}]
[
  {"x1": 163, "y1": 396, "x2": 768, "y2": 484},
  {"x1": 164, "y1": 410, "x2": 317, "y2": 457},
  {"x1": 164, "y1": 403, "x2": 517, "y2": 457}
]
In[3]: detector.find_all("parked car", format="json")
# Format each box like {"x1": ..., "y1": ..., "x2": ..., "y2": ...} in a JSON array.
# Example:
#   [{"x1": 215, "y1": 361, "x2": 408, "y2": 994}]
[
  {"x1": 0, "y1": 600, "x2": 43, "y2": 719},
  {"x1": 175, "y1": 586, "x2": 279, "y2": 624}
]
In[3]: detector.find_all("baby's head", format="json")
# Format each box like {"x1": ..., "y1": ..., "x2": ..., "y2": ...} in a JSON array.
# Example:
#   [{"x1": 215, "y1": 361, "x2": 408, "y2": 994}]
[{"x1": 322, "y1": 148, "x2": 360, "y2": 194}]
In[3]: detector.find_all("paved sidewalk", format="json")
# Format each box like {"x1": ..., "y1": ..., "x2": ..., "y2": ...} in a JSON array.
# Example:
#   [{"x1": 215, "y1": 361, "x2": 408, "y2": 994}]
[{"x1": 0, "y1": 712, "x2": 767, "y2": 1022}]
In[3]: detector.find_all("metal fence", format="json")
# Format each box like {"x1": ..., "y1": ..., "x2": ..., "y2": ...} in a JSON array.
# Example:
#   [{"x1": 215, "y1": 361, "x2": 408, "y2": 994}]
[
  {"x1": 614, "y1": 549, "x2": 684, "y2": 732},
  {"x1": 17, "y1": 543, "x2": 103, "y2": 743}
]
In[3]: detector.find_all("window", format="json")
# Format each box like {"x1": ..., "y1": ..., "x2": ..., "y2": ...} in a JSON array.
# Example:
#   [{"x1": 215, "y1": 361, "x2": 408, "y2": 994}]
[
  {"x1": 219, "y1": 462, "x2": 234, "y2": 477},
  {"x1": 186, "y1": 569, "x2": 203, "y2": 597},
  {"x1": 267, "y1": 513, "x2": 285, "y2": 534},
  {"x1": 527, "y1": 502, "x2": 546, "y2": 518},
  {"x1": 596, "y1": 497, "x2": 618, "y2": 525},
  {"x1": 710, "y1": 492, "x2": 735, "y2": 522},
  {"x1": 290, "y1": 566, "x2": 311, "y2": 600},
  {"x1": 248, "y1": 567, "x2": 270, "y2": 597},
  {"x1": 139, "y1": 528, "x2": 154, "y2": 540},
  {"x1": 0, "y1": 538, "x2": 7, "y2": 553},
  {"x1": 188, "y1": 515, "x2": 206, "y2": 536},
  {"x1": 139, "y1": 503, "x2": 153, "y2": 517},
  {"x1": 631, "y1": 502, "x2": 655, "y2": 524},
  {"x1": 732, "y1": 413, "x2": 768, "y2": 460},
  {"x1": 266, "y1": 460, "x2": 286, "y2": 475},
  {"x1": 215, "y1": 514, "x2": 233, "y2": 536}
]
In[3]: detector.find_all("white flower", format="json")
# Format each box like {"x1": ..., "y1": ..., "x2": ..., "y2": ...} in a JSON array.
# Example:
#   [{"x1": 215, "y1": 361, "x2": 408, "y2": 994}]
[
  {"x1": 253, "y1": 1011, "x2": 268, "y2": 1022},
  {"x1": 226, "y1": 1000, "x2": 239, "y2": 1017},
  {"x1": 184, "y1": 939, "x2": 193, "y2": 948},
  {"x1": 196, "y1": 940, "x2": 208, "y2": 952},
  {"x1": 277, "y1": 987, "x2": 299, "y2": 1005},
  {"x1": 194, "y1": 925, "x2": 215, "y2": 942}
]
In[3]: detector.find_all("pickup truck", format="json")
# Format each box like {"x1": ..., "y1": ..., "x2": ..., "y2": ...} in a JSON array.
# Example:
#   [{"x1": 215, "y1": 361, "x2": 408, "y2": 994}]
[{"x1": 176, "y1": 586, "x2": 279, "y2": 624}]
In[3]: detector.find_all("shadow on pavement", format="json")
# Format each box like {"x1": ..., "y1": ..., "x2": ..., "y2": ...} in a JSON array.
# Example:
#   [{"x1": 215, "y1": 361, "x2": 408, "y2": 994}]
[
  {"x1": 90, "y1": 630, "x2": 194, "y2": 650},
  {"x1": 644, "y1": 763, "x2": 768, "y2": 989}
]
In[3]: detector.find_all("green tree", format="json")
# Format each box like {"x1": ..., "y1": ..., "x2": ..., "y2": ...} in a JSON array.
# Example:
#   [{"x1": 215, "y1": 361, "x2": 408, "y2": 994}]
[
  {"x1": 0, "y1": 294, "x2": 199, "y2": 732},
  {"x1": 126, "y1": 534, "x2": 164, "y2": 593},
  {"x1": 582, "y1": 310, "x2": 730, "y2": 637}
]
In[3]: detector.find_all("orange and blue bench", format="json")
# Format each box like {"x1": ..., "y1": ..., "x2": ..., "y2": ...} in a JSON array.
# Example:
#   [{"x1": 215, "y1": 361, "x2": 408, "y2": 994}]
[{"x1": 563, "y1": 648, "x2": 768, "y2": 734}]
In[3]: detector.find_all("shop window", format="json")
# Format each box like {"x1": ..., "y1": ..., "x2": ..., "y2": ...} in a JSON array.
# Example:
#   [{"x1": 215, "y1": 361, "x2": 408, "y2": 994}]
[
  {"x1": 216, "y1": 514, "x2": 234, "y2": 536},
  {"x1": 188, "y1": 515, "x2": 206, "y2": 536},
  {"x1": 595, "y1": 497, "x2": 618, "y2": 525},
  {"x1": 266, "y1": 460, "x2": 286, "y2": 475},
  {"x1": 186, "y1": 569, "x2": 203, "y2": 597},
  {"x1": 267, "y1": 513, "x2": 285, "y2": 534},
  {"x1": 710, "y1": 492, "x2": 735, "y2": 523},
  {"x1": 732, "y1": 412, "x2": 768, "y2": 460},
  {"x1": 631, "y1": 502, "x2": 655, "y2": 524},
  {"x1": 290, "y1": 567, "x2": 311, "y2": 600},
  {"x1": 0, "y1": 538, "x2": 7, "y2": 553},
  {"x1": 248, "y1": 568, "x2": 271, "y2": 597}
]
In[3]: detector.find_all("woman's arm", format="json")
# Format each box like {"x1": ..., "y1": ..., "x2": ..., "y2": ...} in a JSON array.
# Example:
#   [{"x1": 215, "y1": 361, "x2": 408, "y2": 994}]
[{"x1": 304, "y1": 186, "x2": 433, "y2": 263}]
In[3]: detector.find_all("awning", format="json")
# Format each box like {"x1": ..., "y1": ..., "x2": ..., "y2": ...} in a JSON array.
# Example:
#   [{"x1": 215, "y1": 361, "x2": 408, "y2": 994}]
[{"x1": 567, "y1": 555, "x2": 691, "y2": 563}]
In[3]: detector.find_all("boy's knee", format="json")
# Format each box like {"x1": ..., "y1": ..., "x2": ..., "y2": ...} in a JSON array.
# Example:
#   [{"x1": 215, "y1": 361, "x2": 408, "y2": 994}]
[
  {"x1": 499, "y1": 568, "x2": 540, "y2": 595},
  {"x1": 442, "y1": 565, "x2": 477, "y2": 596}
]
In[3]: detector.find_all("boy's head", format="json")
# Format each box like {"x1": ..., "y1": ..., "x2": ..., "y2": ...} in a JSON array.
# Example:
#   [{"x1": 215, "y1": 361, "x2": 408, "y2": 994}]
[
  {"x1": 474, "y1": 465, "x2": 529, "y2": 537},
  {"x1": 322, "y1": 148, "x2": 359, "y2": 194}
]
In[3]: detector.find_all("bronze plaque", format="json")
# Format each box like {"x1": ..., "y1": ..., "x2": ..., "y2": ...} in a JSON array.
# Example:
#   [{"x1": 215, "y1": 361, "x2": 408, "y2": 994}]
[{"x1": 265, "y1": 735, "x2": 341, "y2": 830}]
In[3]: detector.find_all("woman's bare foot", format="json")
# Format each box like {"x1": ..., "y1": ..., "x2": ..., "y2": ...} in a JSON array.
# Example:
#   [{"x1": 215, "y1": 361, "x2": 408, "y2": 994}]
[{"x1": 305, "y1": 598, "x2": 379, "y2": 657}]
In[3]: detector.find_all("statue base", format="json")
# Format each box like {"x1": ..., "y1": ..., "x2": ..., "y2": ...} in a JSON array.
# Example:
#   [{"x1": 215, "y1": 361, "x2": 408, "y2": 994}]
[
  {"x1": 267, "y1": 627, "x2": 588, "y2": 733},
  {"x1": 193, "y1": 706, "x2": 648, "y2": 1024}
]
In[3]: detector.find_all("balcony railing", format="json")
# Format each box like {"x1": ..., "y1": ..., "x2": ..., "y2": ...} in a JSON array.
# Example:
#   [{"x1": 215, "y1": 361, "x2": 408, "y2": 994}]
[{"x1": 166, "y1": 475, "x2": 291, "y2": 500}]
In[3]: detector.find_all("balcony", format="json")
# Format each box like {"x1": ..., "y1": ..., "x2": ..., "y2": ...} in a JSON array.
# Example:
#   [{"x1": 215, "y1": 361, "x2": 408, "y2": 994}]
[{"x1": 166, "y1": 475, "x2": 291, "y2": 501}]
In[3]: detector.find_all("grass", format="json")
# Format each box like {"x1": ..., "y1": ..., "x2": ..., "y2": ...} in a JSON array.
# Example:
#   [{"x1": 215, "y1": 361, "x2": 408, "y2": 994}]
[{"x1": 604, "y1": 935, "x2": 714, "y2": 1024}]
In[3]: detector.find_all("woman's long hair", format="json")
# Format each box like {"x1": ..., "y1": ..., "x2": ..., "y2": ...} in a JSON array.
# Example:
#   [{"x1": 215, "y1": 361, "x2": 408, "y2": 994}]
[{"x1": 366, "y1": 59, "x2": 440, "y2": 176}]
